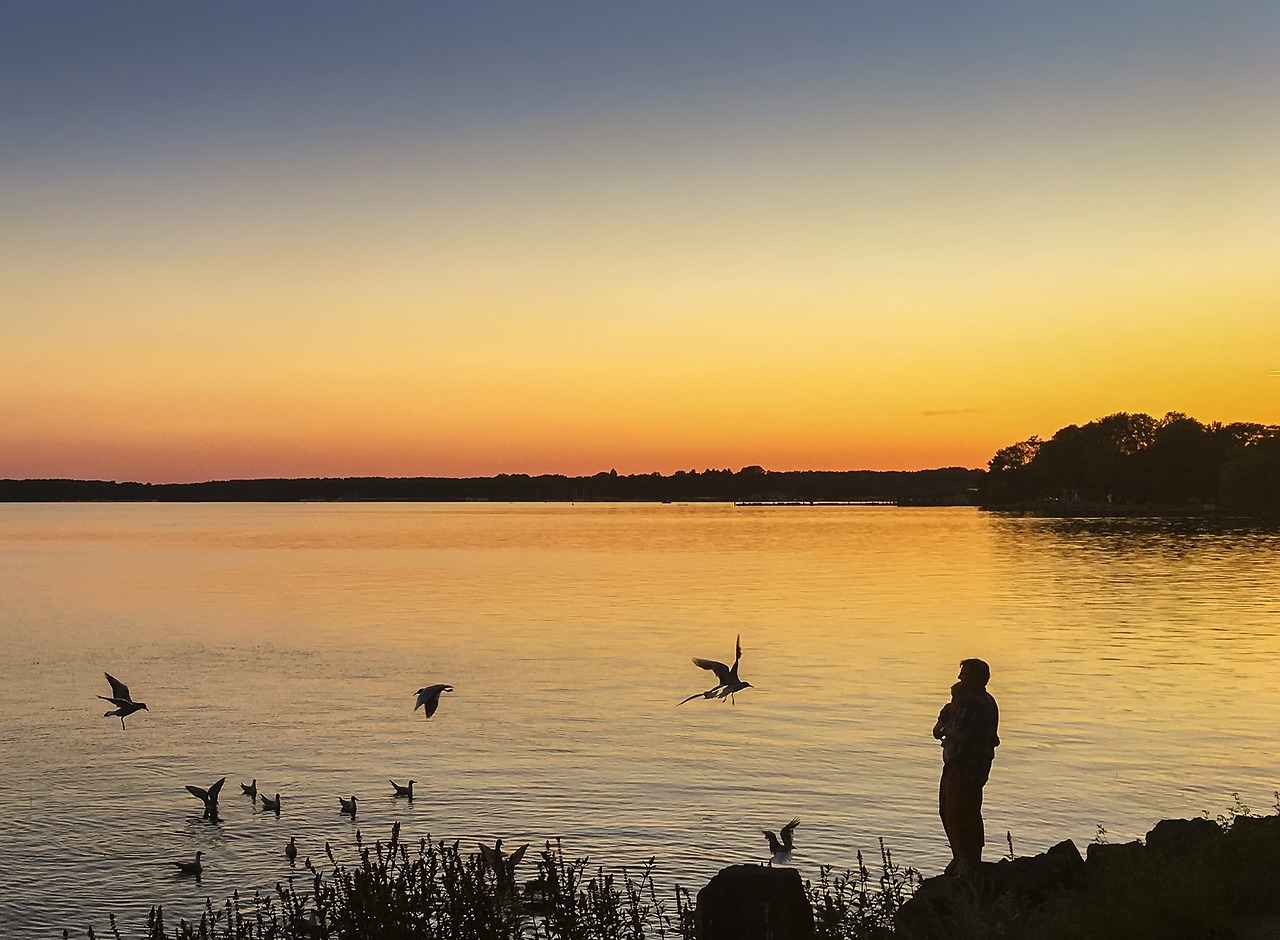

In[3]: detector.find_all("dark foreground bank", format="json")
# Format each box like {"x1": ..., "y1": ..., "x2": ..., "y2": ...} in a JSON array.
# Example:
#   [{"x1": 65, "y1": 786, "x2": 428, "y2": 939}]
[{"x1": 78, "y1": 799, "x2": 1280, "y2": 940}]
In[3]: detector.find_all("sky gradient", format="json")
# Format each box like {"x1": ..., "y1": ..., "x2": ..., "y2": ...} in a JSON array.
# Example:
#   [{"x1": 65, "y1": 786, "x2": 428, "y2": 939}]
[{"x1": 4, "y1": 2, "x2": 1278, "y2": 483}]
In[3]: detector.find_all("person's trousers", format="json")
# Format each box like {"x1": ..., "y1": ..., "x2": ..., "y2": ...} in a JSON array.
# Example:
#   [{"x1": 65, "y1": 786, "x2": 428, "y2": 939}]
[{"x1": 939, "y1": 763, "x2": 987, "y2": 866}]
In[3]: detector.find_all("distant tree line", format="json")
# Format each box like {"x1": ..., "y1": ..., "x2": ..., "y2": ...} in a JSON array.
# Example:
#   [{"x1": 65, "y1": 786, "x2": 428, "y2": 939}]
[
  {"x1": 0, "y1": 466, "x2": 983, "y2": 504},
  {"x1": 983, "y1": 412, "x2": 1280, "y2": 513}
]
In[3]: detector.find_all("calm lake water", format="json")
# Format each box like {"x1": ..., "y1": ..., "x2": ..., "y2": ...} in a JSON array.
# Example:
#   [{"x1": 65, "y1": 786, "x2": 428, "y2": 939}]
[{"x1": 1, "y1": 503, "x2": 1277, "y2": 936}]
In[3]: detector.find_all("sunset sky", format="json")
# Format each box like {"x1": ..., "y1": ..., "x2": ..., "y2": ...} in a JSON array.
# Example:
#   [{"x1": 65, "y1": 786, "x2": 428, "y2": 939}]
[{"x1": 4, "y1": 2, "x2": 1278, "y2": 483}]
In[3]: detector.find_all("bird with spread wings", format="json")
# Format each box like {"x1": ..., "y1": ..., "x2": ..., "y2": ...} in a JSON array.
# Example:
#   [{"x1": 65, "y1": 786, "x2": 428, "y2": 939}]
[
  {"x1": 98, "y1": 673, "x2": 148, "y2": 729},
  {"x1": 763, "y1": 818, "x2": 800, "y2": 865},
  {"x1": 678, "y1": 635, "x2": 753, "y2": 705}
]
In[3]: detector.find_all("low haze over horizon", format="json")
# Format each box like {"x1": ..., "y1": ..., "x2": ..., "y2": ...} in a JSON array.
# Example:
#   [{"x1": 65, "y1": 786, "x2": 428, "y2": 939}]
[{"x1": 4, "y1": 2, "x2": 1278, "y2": 485}]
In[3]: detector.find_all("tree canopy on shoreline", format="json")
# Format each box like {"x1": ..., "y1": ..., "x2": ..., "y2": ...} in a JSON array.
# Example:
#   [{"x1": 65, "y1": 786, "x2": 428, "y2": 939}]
[
  {"x1": 0, "y1": 466, "x2": 983, "y2": 505},
  {"x1": 984, "y1": 412, "x2": 1280, "y2": 513}
]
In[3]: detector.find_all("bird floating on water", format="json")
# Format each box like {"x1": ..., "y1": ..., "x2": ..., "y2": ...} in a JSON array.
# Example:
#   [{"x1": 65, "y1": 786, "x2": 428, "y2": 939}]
[
  {"x1": 240, "y1": 779, "x2": 257, "y2": 801},
  {"x1": 339, "y1": 795, "x2": 358, "y2": 817},
  {"x1": 186, "y1": 777, "x2": 226, "y2": 820},
  {"x1": 173, "y1": 851, "x2": 204, "y2": 876},
  {"x1": 414, "y1": 684, "x2": 454, "y2": 719},
  {"x1": 390, "y1": 779, "x2": 415, "y2": 799},
  {"x1": 479, "y1": 839, "x2": 529, "y2": 890},
  {"x1": 678, "y1": 635, "x2": 752, "y2": 705},
  {"x1": 285, "y1": 836, "x2": 298, "y2": 863},
  {"x1": 763, "y1": 818, "x2": 800, "y2": 865},
  {"x1": 98, "y1": 672, "x2": 149, "y2": 729},
  {"x1": 261, "y1": 792, "x2": 281, "y2": 814}
]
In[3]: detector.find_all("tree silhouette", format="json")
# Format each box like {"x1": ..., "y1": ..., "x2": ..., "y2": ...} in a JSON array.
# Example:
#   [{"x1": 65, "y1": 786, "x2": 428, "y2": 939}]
[{"x1": 984, "y1": 412, "x2": 1280, "y2": 513}]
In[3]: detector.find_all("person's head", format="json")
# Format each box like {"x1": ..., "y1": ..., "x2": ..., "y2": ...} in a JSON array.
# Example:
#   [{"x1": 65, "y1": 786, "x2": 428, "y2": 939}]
[{"x1": 958, "y1": 658, "x2": 991, "y2": 688}]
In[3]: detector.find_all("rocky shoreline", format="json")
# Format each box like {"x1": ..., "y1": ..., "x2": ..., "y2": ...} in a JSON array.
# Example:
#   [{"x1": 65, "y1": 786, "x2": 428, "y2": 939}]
[{"x1": 696, "y1": 811, "x2": 1280, "y2": 939}]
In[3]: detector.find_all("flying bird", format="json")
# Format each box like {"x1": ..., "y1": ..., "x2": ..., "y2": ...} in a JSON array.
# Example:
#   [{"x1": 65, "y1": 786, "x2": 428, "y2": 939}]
[
  {"x1": 763, "y1": 818, "x2": 800, "y2": 865},
  {"x1": 261, "y1": 792, "x2": 281, "y2": 814},
  {"x1": 173, "y1": 851, "x2": 204, "y2": 876},
  {"x1": 285, "y1": 837, "x2": 298, "y2": 863},
  {"x1": 414, "y1": 684, "x2": 454, "y2": 718},
  {"x1": 240, "y1": 779, "x2": 257, "y2": 801},
  {"x1": 339, "y1": 795, "x2": 358, "y2": 817},
  {"x1": 98, "y1": 672, "x2": 149, "y2": 729},
  {"x1": 185, "y1": 777, "x2": 226, "y2": 820},
  {"x1": 678, "y1": 635, "x2": 752, "y2": 705},
  {"x1": 478, "y1": 839, "x2": 529, "y2": 891},
  {"x1": 390, "y1": 779, "x2": 415, "y2": 799}
]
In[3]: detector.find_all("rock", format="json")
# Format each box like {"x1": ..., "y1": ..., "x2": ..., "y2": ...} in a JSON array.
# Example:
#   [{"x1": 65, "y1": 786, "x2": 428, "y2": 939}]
[
  {"x1": 1085, "y1": 839, "x2": 1145, "y2": 871},
  {"x1": 985, "y1": 839, "x2": 1085, "y2": 899},
  {"x1": 1227, "y1": 815, "x2": 1280, "y2": 841},
  {"x1": 696, "y1": 864, "x2": 814, "y2": 940},
  {"x1": 896, "y1": 841, "x2": 1085, "y2": 936},
  {"x1": 1145, "y1": 817, "x2": 1222, "y2": 856}
]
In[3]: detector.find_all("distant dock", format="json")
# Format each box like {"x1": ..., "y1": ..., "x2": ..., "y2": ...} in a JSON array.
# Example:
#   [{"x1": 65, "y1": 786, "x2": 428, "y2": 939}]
[{"x1": 734, "y1": 500, "x2": 897, "y2": 507}]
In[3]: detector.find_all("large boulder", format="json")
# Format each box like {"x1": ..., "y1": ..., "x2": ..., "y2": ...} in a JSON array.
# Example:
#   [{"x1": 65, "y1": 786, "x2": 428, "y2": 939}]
[
  {"x1": 984, "y1": 839, "x2": 1085, "y2": 898},
  {"x1": 896, "y1": 841, "x2": 1085, "y2": 936},
  {"x1": 696, "y1": 864, "x2": 814, "y2": 940},
  {"x1": 1145, "y1": 817, "x2": 1222, "y2": 857},
  {"x1": 1085, "y1": 839, "x2": 1145, "y2": 872}
]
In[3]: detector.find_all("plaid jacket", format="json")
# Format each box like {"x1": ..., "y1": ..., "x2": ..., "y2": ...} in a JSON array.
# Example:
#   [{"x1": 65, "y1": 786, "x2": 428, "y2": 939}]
[{"x1": 940, "y1": 688, "x2": 1000, "y2": 775}]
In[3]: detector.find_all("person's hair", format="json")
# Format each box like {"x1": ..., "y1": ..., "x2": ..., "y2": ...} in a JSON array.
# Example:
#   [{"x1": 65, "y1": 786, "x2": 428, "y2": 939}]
[{"x1": 960, "y1": 658, "x2": 991, "y2": 686}]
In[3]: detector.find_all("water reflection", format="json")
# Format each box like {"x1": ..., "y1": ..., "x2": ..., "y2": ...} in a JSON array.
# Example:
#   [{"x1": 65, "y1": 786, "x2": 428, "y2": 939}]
[{"x1": 0, "y1": 504, "x2": 1276, "y2": 935}]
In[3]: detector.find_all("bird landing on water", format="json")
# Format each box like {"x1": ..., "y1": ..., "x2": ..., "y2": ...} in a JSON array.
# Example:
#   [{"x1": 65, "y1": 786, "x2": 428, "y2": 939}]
[
  {"x1": 98, "y1": 673, "x2": 148, "y2": 729},
  {"x1": 678, "y1": 635, "x2": 753, "y2": 705}
]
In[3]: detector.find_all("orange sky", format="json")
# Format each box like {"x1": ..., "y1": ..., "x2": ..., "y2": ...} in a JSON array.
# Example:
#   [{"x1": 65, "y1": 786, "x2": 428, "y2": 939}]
[{"x1": 4, "y1": 4, "x2": 1278, "y2": 482}]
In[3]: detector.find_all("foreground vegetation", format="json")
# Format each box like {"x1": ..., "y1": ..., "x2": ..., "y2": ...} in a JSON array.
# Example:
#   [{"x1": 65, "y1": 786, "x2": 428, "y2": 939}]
[{"x1": 77, "y1": 798, "x2": 1280, "y2": 940}]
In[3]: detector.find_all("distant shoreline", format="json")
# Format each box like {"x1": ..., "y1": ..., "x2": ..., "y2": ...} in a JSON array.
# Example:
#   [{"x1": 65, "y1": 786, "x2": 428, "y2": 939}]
[{"x1": 0, "y1": 468, "x2": 984, "y2": 505}]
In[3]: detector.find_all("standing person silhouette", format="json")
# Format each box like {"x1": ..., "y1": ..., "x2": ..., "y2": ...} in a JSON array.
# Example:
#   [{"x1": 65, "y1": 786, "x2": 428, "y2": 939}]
[{"x1": 932, "y1": 658, "x2": 1000, "y2": 873}]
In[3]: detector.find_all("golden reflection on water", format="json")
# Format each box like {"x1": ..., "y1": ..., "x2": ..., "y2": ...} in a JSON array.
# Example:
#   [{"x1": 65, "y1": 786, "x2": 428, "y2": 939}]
[{"x1": 0, "y1": 503, "x2": 1277, "y2": 933}]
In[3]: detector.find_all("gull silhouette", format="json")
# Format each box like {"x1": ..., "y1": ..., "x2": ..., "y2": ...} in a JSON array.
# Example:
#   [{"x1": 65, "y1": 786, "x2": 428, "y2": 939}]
[
  {"x1": 339, "y1": 795, "x2": 358, "y2": 817},
  {"x1": 478, "y1": 839, "x2": 529, "y2": 891},
  {"x1": 390, "y1": 779, "x2": 415, "y2": 799},
  {"x1": 414, "y1": 684, "x2": 454, "y2": 719},
  {"x1": 678, "y1": 635, "x2": 752, "y2": 705},
  {"x1": 240, "y1": 779, "x2": 257, "y2": 802},
  {"x1": 763, "y1": 818, "x2": 800, "y2": 865},
  {"x1": 98, "y1": 673, "x2": 148, "y2": 729},
  {"x1": 173, "y1": 851, "x2": 204, "y2": 876},
  {"x1": 285, "y1": 837, "x2": 298, "y2": 863},
  {"x1": 185, "y1": 777, "x2": 226, "y2": 820},
  {"x1": 261, "y1": 792, "x2": 281, "y2": 814}
]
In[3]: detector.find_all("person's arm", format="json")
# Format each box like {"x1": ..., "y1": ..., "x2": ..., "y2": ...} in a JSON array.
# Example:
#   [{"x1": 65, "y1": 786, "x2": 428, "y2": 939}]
[{"x1": 932, "y1": 702, "x2": 953, "y2": 740}]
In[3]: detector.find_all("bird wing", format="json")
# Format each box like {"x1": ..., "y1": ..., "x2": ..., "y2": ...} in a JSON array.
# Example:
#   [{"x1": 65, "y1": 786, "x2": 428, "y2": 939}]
[
  {"x1": 98, "y1": 695, "x2": 130, "y2": 707},
  {"x1": 763, "y1": 829, "x2": 782, "y2": 853},
  {"x1": 415, "y1": 685, "x2": 444, "y2": 709},
  {"x1": 104, "y1": 673, "x2": 133, "y2": 703},
  {"x1": 507, "y1": 843, "x2": 529, "y2": 869},
  {"x1": 781, "y1": 818, "x2": 800, "y2": 847},
  {"x1": 692, "y1": 658, "x2": 733, "y2": 685},
  {"x1": 186, "y1": 785, "x2": 210, "y2": 802},
  {"x1": 208, "y1": 778, "x2": 226, "y2": 801},
  {"x1": 478, "y1": 843, "x2": 499, "y2": 867}
]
